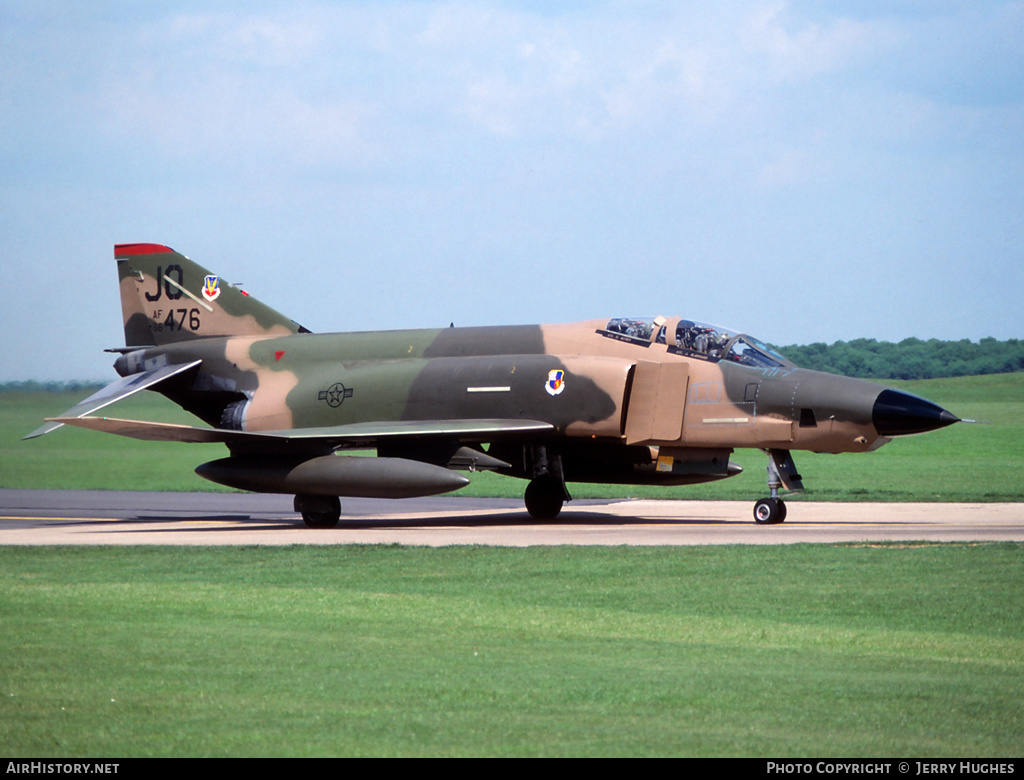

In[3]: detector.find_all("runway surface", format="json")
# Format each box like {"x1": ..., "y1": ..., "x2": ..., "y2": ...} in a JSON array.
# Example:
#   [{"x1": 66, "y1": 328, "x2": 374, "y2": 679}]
[{"x1": 1, "y1": 489, "x2": 1022, "y2": 546}]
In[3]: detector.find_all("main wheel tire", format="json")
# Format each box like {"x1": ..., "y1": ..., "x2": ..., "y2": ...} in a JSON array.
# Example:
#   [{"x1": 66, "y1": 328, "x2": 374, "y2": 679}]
[
  {"x1": 302, "y1": 510, "x2": 340, "y2": 529},
  {"x1": 296, "y1": 495, "x2": 341, "y2": 529},
  {"x1": 524, "y1": 477, "x2": 564, "y2": 520},
  {"x1": 753, "y1": 497, "x2": 785, "y2": 525}
]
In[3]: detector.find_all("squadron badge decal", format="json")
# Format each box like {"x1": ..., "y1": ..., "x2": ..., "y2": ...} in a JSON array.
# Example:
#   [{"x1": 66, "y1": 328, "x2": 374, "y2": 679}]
[
  {"x1": 545, "y1": 369, "x2": 566, "y2": 396},
  {"x1": 202, "y1": 275, "x2": 221, "y2": 302}
]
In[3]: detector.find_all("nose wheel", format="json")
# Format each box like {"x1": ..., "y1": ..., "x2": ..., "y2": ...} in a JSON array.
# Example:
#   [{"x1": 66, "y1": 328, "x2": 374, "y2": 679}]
[{"x1": 754, "y1": 497, "x2": 787, "y2": 524}]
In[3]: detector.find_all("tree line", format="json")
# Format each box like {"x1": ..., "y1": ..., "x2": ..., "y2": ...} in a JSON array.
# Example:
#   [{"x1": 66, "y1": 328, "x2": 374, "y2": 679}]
[
  {"x1": 1, "y1": 337, "x2": 1022, "y2": 390},
  {"x1": 776, "y1": 337, "x2": 1024, "y2": 380},
  {"x1": 0, "y1": 380, "x2": 105, "y2": 394}
]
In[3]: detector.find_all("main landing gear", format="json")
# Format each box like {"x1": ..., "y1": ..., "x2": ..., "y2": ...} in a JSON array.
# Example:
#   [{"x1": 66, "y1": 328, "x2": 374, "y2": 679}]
[
  {"x1": 524, "y1": 446, "x2": 572, "y2": 520},
  {"x1": 295, "y1": 494, "x2": 341, "y2": 529},
  {"x1": 753, "y1": 449, "x2": 803, "y2": 525}
]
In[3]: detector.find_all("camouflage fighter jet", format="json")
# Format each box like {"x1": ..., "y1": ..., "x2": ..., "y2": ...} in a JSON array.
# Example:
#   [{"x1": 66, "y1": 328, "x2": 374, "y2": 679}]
[{"x1": 25, "y1": 243, "x2": 960, "y2": 527}]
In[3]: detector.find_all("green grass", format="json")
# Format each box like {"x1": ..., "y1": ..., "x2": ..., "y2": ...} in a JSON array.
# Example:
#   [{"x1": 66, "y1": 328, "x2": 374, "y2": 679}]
[
  {"x1": 5, "y1": 379, "x2": 1023, "y2": 757},
  {"x1": 4, "y1": 372, "x2": 1023, "y2": 500},
  {"x1": 3, "y1": 390, "x2": 229, "y2": 492},
  {"x1": 1, "y1": 544, "x2": 1021, "y2": 757}
]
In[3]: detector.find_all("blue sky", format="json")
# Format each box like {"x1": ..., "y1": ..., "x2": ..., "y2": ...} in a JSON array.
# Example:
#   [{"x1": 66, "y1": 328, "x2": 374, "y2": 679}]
[{"x1": 2, "y1": 1, "x2": 1022, "y2": 381}]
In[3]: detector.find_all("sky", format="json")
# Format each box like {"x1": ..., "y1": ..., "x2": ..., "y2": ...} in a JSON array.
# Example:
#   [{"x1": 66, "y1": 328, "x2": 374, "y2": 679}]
[{"x1": 2, "y1": 0, "x2": 1022, "y2": 382}]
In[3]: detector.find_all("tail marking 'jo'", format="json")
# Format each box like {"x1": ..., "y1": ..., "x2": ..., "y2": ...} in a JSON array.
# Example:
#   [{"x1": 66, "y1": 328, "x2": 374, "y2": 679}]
[{"x1": 114, "y1": 243, "x2": 309, "y2": 347}]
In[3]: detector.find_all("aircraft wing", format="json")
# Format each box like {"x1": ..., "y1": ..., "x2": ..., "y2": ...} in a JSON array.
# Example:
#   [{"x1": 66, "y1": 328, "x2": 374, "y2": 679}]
[
  {"x1": 46, "y1": 415, "x2": 555, "y2": 449},
  {"x1": 22, "y1": 360, "x2": 203, "y2": 440}
]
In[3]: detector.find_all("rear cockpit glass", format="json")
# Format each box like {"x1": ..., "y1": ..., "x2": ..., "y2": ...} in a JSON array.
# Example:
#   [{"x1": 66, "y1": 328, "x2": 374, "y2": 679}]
[
  {"x1": 602, "y1": 317, "x2": 657, "y2": 344},
  {"x1": 674, "y1": 321, "x2": 730, "y2": 359}
]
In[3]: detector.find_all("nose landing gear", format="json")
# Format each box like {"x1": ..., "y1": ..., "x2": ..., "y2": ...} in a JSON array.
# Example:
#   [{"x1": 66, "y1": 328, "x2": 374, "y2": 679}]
[{"x1": 754, "y1": 449, "x2": 802, "y2": 525}]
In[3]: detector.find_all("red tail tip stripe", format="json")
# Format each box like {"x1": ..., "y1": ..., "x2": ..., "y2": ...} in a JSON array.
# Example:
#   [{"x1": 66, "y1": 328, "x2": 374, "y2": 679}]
[{"x1": 115, "y1": 243, "x2": 173, "y2": 257}]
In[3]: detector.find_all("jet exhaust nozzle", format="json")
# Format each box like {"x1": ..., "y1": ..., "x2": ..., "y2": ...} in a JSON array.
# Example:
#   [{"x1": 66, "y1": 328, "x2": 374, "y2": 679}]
[
  {"x1": 872, "y1": 389, "x2": 960, "y2": 437},
  {"x1": 195, "y1": 454, "x2": 470, "y2": 498}
]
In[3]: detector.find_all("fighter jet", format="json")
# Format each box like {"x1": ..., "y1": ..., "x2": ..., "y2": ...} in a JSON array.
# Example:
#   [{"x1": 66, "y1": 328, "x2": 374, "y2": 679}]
[{"x1": 24, "y1": 243, "x2": 960, "y2": 527}]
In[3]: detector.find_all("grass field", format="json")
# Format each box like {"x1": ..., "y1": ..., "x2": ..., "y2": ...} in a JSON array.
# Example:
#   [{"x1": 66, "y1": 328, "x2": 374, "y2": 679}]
[
  {"x1": 1, "y1": 544, "x2": 1022, "y2": 757},
  {"x1": 3, "y1": 374, "x2": 1022, "y2": 757},
  {"x1": 4, "y1": 372, "x2": 1023, "y2": 501}
]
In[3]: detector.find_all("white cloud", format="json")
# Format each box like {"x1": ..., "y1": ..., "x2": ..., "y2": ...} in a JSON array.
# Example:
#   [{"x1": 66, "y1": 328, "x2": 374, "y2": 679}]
[
  {"x1": 740, "y1": 3, "x2": 898, "y2": 82},
  {"x1": 3, "y1": 1, "x2": 1024, "y2": 381}
]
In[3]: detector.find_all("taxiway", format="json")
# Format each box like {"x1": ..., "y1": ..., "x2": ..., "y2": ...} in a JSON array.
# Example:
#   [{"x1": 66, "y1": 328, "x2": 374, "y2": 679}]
[{"x1": 1, "y1": 490, "x2": 1022, "y2": 546}]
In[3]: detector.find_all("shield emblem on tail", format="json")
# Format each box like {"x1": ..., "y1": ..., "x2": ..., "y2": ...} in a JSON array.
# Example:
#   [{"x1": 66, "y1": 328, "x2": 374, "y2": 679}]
[{"x1": 202, "y1": 275, "x2": 221, "y2": 302}]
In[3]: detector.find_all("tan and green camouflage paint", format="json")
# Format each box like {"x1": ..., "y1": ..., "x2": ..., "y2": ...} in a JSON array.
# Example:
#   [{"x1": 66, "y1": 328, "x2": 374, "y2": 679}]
[
  {"x1": 114, "y1": 244, "x2": 889, "y2": 477},
  {"x1": 115, "y1": 243, "x2": 304, "y2": 347}
]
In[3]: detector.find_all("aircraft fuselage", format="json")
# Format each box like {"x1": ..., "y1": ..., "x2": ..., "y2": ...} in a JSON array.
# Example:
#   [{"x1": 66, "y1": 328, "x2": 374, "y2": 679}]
[
  {"x1": 29, "y1": 243, "x2": 959, "y2": 526},
  {"x1": 113, "y1": 318, "x2": 944, "y2": 464}
]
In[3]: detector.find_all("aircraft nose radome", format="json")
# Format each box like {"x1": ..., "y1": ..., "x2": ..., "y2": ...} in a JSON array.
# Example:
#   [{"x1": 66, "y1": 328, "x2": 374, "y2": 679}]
[{"x1": 872, "y1": 389, "x2": 960, "y2": 437}]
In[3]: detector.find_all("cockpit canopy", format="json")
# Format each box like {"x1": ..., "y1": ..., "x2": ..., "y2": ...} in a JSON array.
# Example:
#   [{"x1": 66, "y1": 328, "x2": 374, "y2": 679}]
[{"x1": 599, "y1": 317, "x2": 793, "y2": 370}]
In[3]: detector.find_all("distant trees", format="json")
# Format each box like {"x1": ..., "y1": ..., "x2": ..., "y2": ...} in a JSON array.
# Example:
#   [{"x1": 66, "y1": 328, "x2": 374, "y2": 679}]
[
  {"x1": 777, "y1": 337, "x2": 1024, "y2": 380},
  {"x1": 0, "y1": 380, "x2": 105, "y2": 394},
  {"x1": 2, "y1": 338, "x2": 1022, "y2": 388}
]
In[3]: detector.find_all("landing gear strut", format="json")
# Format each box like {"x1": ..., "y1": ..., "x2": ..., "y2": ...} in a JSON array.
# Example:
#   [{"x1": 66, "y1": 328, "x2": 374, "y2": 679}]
[
  {"x1": 524, "y1": 446, "x2": 571, "y2": 520},
  {"x1": 753, "y1": 449, "x2": 802, "y2": 525},
  {"x1": 295, "y1": 494, "x2": 341, "y2": 529}
]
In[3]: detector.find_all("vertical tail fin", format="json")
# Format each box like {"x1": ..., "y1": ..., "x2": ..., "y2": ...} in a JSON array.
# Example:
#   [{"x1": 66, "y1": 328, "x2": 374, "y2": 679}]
[{"x1": 115, "y1": 243, "x2": 310, "y2": 347}]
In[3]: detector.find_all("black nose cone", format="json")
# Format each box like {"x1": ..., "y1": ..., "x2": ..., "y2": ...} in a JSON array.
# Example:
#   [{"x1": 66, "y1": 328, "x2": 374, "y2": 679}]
[{"x1": 873, "y1": 389, "x2": 960, "y2": 437}]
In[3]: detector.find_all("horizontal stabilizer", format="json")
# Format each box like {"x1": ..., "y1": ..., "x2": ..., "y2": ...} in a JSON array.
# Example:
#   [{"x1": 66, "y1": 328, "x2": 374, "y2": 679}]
[
  {"x1": 22, "y1": 360, "x2": 202, "y2": 440},
  {"x1": 44, "y1": 415, "x2": 555, "y2": 449}
]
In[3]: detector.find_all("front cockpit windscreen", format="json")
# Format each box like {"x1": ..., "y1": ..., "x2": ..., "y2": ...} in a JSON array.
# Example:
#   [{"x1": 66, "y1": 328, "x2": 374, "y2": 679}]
[{"x1": 599, "y1": 317, "x2": 793, "y2": 369}]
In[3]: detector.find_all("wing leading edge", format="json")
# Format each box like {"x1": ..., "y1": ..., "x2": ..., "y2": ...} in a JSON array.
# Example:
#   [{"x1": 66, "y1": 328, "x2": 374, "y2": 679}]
[{"x1": 47, "y1": 415, "x2": 555, "y2": 449}]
